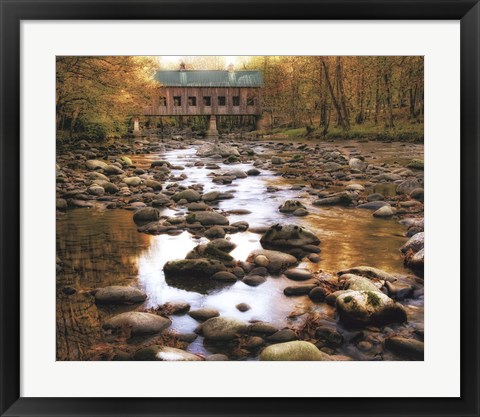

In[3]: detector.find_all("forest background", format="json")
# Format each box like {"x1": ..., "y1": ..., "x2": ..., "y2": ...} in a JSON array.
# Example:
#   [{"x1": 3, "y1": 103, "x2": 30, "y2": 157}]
[{"x1": 56, "y1": 55, "x2": 424, "y2": 142}]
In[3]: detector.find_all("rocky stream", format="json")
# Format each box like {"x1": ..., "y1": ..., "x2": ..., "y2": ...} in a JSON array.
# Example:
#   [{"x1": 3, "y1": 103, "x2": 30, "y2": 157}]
[{"x1": 56, "y1": 134, "x2": 424, "y2": 361}]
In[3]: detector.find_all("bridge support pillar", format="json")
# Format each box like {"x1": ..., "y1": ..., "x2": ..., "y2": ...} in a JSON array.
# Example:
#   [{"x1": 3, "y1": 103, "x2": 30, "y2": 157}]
[
  {"x1": 255, "y1": 114, "x2": 268, "y2": 131},
  {"x1": 207, "y1": 115, "x2": 219, "y2": 140},
  {"x1": 133, "y1": 117, "x2": 141, "y2": 136}
]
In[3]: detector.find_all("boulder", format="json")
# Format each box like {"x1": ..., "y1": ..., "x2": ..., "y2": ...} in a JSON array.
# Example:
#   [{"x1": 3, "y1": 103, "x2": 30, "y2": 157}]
[
  {"x1": 279, "y1": 200, "x2": 307, "y2": 213},
  {"x1": 260, "y1": 341, "x2": 331, "y2": 361},
  {"x1": 197, "y1": 143, "x2": 240, "y2": 157},
  {"x1": 349, "y1": 158, "x2": 368, "y2": 171},
  {"x1": 163, "y1": 258, "x2": 226, "y2": 279},
  {"x1": 373, "y1": 205, "x2": 395, "y2": 218},
  {"x1": 187, "y1": 211, "x2": 229, "y2": 226},
  {"x1": 133, "y1": 346, "x2": 203, "y2": 361},
  {"x1": 86, "y1": 159, "x2": 109, "y2": 170},
  {"x1": 385, "y1": 337, "x2": 424, "y2": 360},
  {"x1": 202, "y1": 317, "x2": 247, "y2": 341},
  {"x1": 266, "y1": 329, "x2": 297, "y2": 343},
  {"x1": 247, "y1": 249, "x2": 297, "y2": 274},
  {"x1": 400, "y1": 232, "x2": 424, "y2": 254},
  {"x1": 341, "y1": 274, "x2": 382, "y2": 292},
  {"x1": 103, "y1": 312, "x2": 171, "y2": 336},
  {"x1": 336, "y1": 290, "x2": 407, "y2": 327},
  {"x1": 133, "y1": 207, "x2": 160, "y2": 224},
  {"x1": 396, "y1": 178, "x2": 423, "y2": 195},
  {"x1": 95, "y1": 286, "x2": 147, "y2": 305},
  {"x1": 260, "y1": 224, "x2": 320, "y2": 252},
  {"x1": 188, "y1": 308, "x2": 220, "y2": 321},
  {"x1": 172, "y1": 189, "x2": 201, "y2": 203},
  {"x1": 338, "y1": 266, "x2": 397, "y2": 282},
  {"x1": 123, "y1": 176, "x2": 142, "y2": 187}
]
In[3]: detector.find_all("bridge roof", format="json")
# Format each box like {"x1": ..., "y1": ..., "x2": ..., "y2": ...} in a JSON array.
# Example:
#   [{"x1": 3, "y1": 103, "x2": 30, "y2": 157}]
[{"x1": 154, "y1": 70, "x2": 263, "y2": 88}]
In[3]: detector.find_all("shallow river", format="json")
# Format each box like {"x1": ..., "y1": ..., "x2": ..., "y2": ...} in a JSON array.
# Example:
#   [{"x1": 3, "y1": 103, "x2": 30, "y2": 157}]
[{"x1": 56, "y1": 140, "x2": 423, "y2": 358}]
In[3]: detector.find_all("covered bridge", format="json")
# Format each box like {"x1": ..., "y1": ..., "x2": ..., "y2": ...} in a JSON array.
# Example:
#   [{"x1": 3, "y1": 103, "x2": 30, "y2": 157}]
[{"x1": 138, "y1": 64, "x2": 264, "y2": 135}]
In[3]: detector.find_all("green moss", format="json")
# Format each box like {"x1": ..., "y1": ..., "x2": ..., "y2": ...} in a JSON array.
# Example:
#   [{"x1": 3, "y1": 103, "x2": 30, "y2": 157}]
[
  {"x1": 186, "y1": 214, "x2": 196, "y2": 224},
  {"x1": 366, "y1": 291, "x2": 381, "y2": 307},
  {"x1": 343, "y1": 296, "x2": 353, "y2": 303}
]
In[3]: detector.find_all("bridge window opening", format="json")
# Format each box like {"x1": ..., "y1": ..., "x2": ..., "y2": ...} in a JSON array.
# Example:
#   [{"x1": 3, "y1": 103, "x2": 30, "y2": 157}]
[
  {"x1": 203, "y1": 96, "x2": 211, "y2": 106},
  {"x1": 233, "y1": 96, "x2": 240, "y2": 106},
  {"x1": 159, "y1": 96, "x2": 166, "y2": 106},
  {"x1": 174, "y1": 96, "x2": 182, "y2": 107},
  {"x1": 218, "y1": 96, "x2": 226, "y2": 106},
  {"x1": 188, "y1": 96, "x2": 197, "y2": 106},
  {"x1": 247, "y1": 96, "x2": 255, "y2": 106}
]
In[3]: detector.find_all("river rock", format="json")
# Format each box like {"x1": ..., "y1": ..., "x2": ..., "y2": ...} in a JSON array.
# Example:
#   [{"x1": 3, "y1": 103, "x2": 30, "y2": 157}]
[
  {"x1": 366, "y1": 193, "x2": 385, "y2": 202},
  {"x1": 204, "y1": 226, "x2": 226, "y2": 238},
  {"x1": 338, "y1": 266, "x2": 397, "y2": 282},
  {"x1": 336, "y1": 290, "x2": 407, "y2": 327},
  {"x1": 396, "y1": 178, "x2": 423, "y2": 195},
  {"x1": 342, "y1": 274, "x2": 382, "y2": 292},
  {"x1": 208, "y1": 238, "x2": 236, "y2": 253},
  {"x1": 373, "y1": 205, "x2": 395, "y2": 218},
  {"x1": 308, "y1": 286, "x2": 327, "y2": 302},
  {"x1": 284, "y1": 268, "x2": 313, "y2": 281},
  {"x1": 236, "y1": 303, "x2": 251, "y2": 312},
  {"x1": 266, "y1": 329, "x2": 297, "y2": 343},
  {"x1": 134, "y1": 346, "x2": 203, "y2": 361},
  {"x1": 323, "y1": 162, "x2": 343, "y2": 172},
  {"x1": 205, "y1": 354, "x2": 229, "y2": 361},
  {"x1": 172, "y1": 189, "x2": 201, "y2": 203},
  {"x1": 242, "y1": 275, "x2": 266, "y2": 286},
  {"x1": 103, "y1": 312, "x2": 171, "y2": 336},
  {"x1": 145, "y1": 179, "x2": 163, "y2": 191},
  {"x1": 260, "y1": 341, "x2": 331, "y2": 361},
  {"x1": 260, "y1": 224, "x2": 320, "y2": 252},
  {"x1": 188, "y1": 211, "x2": 229, "y2": 226},
  {"x1": 188, "y1": 308, "x2": 220, "y2": 321},
  {"x1": 279, "y1": 200, "x2": 307, "y2": 213},
  {"x1": 385, "y1": 336, "x2": 424, "y2": 360},
  {"x1": 95, "y1": 286, "x2": 147, "y2": 304},
  {"x1": 349, "y1": 158, "x2": 367, "y2": 171},
  {"x1": 88, "y1": 171, "x2": 109, "y2": 181},
  {"x1": 123, "y1": 176, "x2": 142, "y2": 187},
  {"x1": 405, "y1": 247, "x2": 424, "y2": 271},
  {"x1": 211, "y1": 271, "x2": 238, "y2": 282},
  {"x1": 202, "y1": 317, "x2": 247, "y2": 341},
  {"x1": 133, "y1": 207, "x2": 160, "y2": 224},
  {"x1": 247, "y1": 249, "x2": 297, "y2": 274},
  {"x1": 346, "y1": 183, "x2": 365, "y2": 191},
  {"x1": 284, "y1": 284, "x2": 317, "y2": 296},
  {"x1": 400, "y1": 232, "x2": 424, "y2": 254},
  {"x1": 254, "y1": 255, "x2": 269, "y2": 267},
  {"x1": 197, "y1": 143, "x2": 240, "y2": 157},
  {"x1": 410, "y1": 188, "x2": 424, "y2": 201},
  {"x1": 202, "y1": 191, "x2": 221, "y2": 202},
  {"x1": 86, "y1": 159, "x2": 109, "y2": 170},
  {"x1": 163, "y1": 258, "x2": 227, "y2": 279},
  {"x1": 248, "y1": 322, "x2": 279, "y2": 335}
]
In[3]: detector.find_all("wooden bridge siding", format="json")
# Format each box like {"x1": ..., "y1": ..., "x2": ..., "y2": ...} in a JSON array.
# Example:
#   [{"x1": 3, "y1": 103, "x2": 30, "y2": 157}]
[{"x1": 146, "y1": 87, "x2": 261, "y2": 116}]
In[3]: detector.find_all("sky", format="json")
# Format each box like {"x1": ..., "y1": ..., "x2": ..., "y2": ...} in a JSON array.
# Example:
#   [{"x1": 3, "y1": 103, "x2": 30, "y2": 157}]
[{"x1": 158, "y1": 56, "x2": 243, "y2": 68}]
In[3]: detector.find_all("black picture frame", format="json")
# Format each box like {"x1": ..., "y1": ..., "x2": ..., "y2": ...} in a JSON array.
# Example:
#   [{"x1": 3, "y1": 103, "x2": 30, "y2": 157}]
[{"x1": 1, "y1": 1, "x2": 479, "y2": 416}]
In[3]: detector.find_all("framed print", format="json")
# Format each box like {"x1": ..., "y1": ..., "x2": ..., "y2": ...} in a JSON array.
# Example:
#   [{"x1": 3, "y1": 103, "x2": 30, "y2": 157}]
[{"x1": 0, "y1": 1, "x2": 479, "y2": 416}]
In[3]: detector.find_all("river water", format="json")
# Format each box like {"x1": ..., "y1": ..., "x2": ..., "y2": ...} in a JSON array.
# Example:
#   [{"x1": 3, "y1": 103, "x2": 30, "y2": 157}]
[{"x1": 56, "y1": 140, "x2": 423, "y2": 359}]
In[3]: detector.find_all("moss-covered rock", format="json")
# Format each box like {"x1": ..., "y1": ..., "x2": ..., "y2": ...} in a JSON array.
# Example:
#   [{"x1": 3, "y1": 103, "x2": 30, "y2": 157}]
[
  {"x1": 260, "y1": 341, "x2": 331, "y2": 361},
  {"x1": 163, "y1": 258, "x2": 226, "y2": 279},
  {"x1": 336, "y1": 290, "x2": 407, "y2": 327}
]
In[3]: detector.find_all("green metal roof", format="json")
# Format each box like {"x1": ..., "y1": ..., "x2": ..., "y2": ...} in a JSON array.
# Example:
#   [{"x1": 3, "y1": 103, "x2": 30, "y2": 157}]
[{"x1": 154, "y1": 70, "x2": 263, "y2": 87}]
